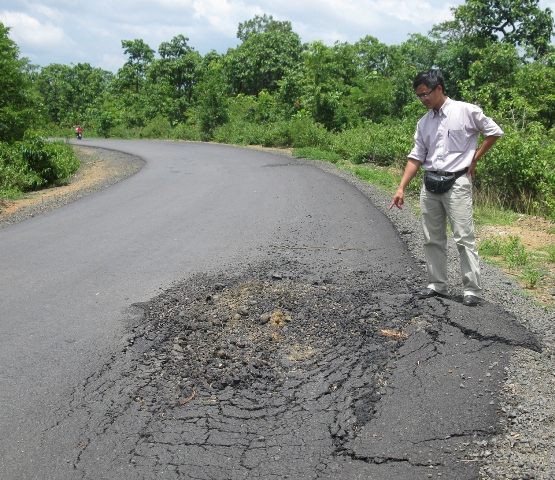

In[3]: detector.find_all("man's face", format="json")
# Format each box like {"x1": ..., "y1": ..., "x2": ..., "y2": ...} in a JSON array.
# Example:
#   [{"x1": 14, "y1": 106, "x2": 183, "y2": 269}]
[{"x1": 415, "y1": 84, "x2": 443, "y2": 110}]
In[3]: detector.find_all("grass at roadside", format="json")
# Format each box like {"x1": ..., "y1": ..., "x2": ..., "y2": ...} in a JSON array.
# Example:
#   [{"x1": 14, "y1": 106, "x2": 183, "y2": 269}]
[
  {"x1": 292, "y1": 147, "x2": 422, "y2": 196},
  {"x1": 292, "y1": 147, "x2": 555, "y2": 308}
]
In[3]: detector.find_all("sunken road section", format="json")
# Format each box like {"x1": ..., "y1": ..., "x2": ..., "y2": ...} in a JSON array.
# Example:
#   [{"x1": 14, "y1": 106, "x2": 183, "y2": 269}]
[{"x1": 49, "y1": 259, "x2": 537, "y2": 479}]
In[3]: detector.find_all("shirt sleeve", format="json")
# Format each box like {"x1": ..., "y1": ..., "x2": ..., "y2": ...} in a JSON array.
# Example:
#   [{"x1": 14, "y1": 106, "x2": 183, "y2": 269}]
[
  {"x1": 468, "y1": 105, "x2": 504, "y2": 137},
  {"x1": 407, "y1": 119, "x2": 427, "y2": 163}
]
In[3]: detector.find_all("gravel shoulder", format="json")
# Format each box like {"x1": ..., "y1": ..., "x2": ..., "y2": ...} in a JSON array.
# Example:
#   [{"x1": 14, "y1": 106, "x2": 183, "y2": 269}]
[{"x1": 4, "y1": 144, "x2": 553, "y2": 479}]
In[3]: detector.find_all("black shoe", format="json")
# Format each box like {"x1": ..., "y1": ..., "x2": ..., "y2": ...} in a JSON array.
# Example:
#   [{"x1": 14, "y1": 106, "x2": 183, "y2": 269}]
[
  {"x1": 418, "y1": 288, "x2": 440, "y2": 298},
  {"x1": 462, "y1": 295, "x2": 479, "y2": 306}
]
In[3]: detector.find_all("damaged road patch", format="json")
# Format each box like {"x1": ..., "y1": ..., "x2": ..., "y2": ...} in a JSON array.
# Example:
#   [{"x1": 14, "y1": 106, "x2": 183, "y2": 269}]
[
  {"x1": 337, "y1": 297, "x2": 539, "y2": 480},
  {"x1": 52, "y1": 261, "x2": 537, "y2": 480}
]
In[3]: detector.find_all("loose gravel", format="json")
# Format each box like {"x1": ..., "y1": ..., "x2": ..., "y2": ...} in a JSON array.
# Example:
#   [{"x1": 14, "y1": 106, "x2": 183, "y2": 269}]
[{"x1": 5, "y1": 145, "x2": 553, "y2": 478}]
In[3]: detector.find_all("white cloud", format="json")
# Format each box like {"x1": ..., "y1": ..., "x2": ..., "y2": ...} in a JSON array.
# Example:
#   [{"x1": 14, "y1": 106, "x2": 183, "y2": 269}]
[
  {"x1": 32, "y1": 3, "x2": 64, "y2": 20},
  {"x1": 192, "y1": 0, "x2": 260, "y2": 35},
  {"x1": 437, "y1": 2, "x2": 458, "y2": 22},
  {"x1": 372, "y1": 1, "x2": 434, "y2": 24},
  {"x1": 224, "y1": 0, "x2": 456, "y2": 47},
  {"x1": 156, "y1": 0, "x2": 195, "y2": 9},
  {"x1": 0, "y1": 11, "x2": 74, "y2": 51},
  {"x1": 101, "y1": 53, "x2": 127, "y2": 72},
  {"x1": 12, "y1": 0, "x2": 533, "y2": 70},
  {"x1": 294, "y1": 22, "x2": 349, "y2": 45}
]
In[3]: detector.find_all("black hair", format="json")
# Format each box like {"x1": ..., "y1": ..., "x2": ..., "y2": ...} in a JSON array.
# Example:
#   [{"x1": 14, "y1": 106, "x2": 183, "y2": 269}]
[{"x1": 413, "y1": 69, "x2": 445, "y2": 93}]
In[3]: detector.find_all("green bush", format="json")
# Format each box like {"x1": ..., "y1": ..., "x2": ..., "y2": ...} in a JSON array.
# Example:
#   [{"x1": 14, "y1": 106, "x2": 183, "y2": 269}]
[
  {"x1": 213, "y1": 116, "x2": 331, "y2": 149},
  {"x1": 521, "y1": 265, "x2": 546, "y2": 289},
  {"x1": 213, "y1": 120, "x2": 266, "y2": 145},
  {"x1": 476, "y1": 123, "x2": 555, "y2": 218},
  {"x1": 226, "y1": 93, "x2": 280, "y2": 124},
  {"x1": 0, "y1": 142, "x2": 42, "y2": 194},
  {"x1": 544, "y1": 244, "x2": 555, "y2": 263},
  {"x1": 20, "y1": 133, "x2": 79, "y2": 186},
  {"x1": 140, "y1": 115, "x2": 171, "y2": 139},
  {"x1": 289, "y1": 117, "x2": 330, "y2": 148},
  {"x1": 171, "y1": 123, "x2": 202, "y2": 141},
  {"x1": 328, "y1": 121, "x2": 413, "y2": 166},
  {"x1": 35, "y1": 123, "x2": 74, "y2": 140},
  {"x1": 503, "y1": 236, "x2": 530, "y2": 268},
  {"x1": 107, "y1": 124, "x2": 140, "y2": 139},
  {"x1": 330, "y1": 127, "x2": 373, "y2": 164},
  {"x1": 261, "y1": 121, "x2": 292, "y2": 147},
  {"x1": 478, "y1": 235, "x2": 530, "y2": 268},
  {"x1": 478, "y1": 236, "x2": 505, "y2": 256},
  {"x1": 0, "y1": 133, "x2": 79, "y2": 195}
]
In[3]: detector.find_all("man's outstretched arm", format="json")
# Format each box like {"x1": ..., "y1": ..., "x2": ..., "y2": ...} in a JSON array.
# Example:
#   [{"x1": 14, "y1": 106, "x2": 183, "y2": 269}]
[{"x1": 389, "y1": 159, "x2": 421, "y2": 210}]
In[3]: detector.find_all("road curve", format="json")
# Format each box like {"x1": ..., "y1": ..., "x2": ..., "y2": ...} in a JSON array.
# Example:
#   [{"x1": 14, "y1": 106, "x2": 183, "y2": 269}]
[{"x1": 0, "y1": 140, "x2": 536, "y2": 479}]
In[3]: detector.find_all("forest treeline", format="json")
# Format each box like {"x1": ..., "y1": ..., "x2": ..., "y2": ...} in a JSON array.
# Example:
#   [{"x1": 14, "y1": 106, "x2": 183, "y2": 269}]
[{"x1": 1, "y1": 0, "x2": 555, "y2": 218}]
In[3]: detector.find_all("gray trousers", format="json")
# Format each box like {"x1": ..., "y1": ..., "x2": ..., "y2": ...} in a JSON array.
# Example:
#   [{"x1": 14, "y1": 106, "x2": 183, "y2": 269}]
[{"x1": 420, "y1": 174, "x2": 482, "y2": 297}]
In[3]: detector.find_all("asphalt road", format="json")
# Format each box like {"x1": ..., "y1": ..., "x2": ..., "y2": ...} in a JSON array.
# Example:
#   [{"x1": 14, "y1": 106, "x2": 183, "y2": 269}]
[{"x1": 0, "y1": 140, "x2": 537, "y2": 479}]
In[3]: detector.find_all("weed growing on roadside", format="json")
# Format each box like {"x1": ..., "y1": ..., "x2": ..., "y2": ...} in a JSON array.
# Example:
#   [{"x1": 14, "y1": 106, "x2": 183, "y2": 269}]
[
  {"x1": 479, "y1": 234, "x2": 554, "y2": 301},
  {"x1": 503, "y1": 236, "x2": 529, "y2": 269},
  {"x1": 479, "y1": 235, "x2": 529, "y2": 268},
  {"x1": 478, "y1": 237, "x2": 505, "y2": 257},
  {"x1": 350, "y1": 165, "x2": 402, "y2": 193},
  {"x1": 521, "y1": 265, "x2": 546, "y2": 289},
  {"x1": 541, "y1": 244, "x2": 555, "y2": 263}
]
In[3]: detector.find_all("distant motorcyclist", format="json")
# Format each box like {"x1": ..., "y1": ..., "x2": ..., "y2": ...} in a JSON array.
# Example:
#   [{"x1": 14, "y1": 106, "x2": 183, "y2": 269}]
[{"x1": 75, "y1": 125, "x2": 82, "y2": 140}]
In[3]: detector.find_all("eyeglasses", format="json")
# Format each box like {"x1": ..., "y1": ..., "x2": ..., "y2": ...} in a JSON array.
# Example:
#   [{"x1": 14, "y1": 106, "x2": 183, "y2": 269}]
[{"x1": 415, "y1": 86, "x2": 437, "y2": 100}]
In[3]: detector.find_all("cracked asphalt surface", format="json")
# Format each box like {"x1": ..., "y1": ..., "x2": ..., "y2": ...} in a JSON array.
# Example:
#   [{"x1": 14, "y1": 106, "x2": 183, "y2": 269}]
[{"x1": 0, "y1": 140, "x2": 538, "y2": 479}]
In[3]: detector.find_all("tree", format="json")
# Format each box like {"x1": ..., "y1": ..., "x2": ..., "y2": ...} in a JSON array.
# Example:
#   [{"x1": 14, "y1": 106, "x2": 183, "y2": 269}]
[
  {"x1": 353, "y1": 36, "x2": 395, "y2": 75},
  {"x1": 500, "y1": 53, "x2": 555, "y2": 129},
  {"x1": 109, "y1": 39, "x2": 156, "y2": 128},
  {"x1": 288, "y1": 41, "x2": 352, "y2": 129},
  {"x1": 35, "y1": 64, "x2": 72, "y2": 124},
  {"x1": 149, "y1": 35, "x2": 202, "y2": 122},
  {"x1": 195, "y1": 54, "x2": 229, "y2": 136},
  {"x1": 118, "y1": 39, "x2": 155, "y2": 94},
  {"x1": 36, "y1": 63, "x2": 112, "y2": 124},
  {"x1": 236, "y1": 14, "x2": 293, "y2": 42},
  {"x1": 353, "y1": 37, "x2": 415, "y2": 117},
  {"x1": 225, "y1": 15, "x2": 303, "y2": 95},
  {"x1": 0, "y1": 22, "x2": 38, "y2": 142},
  {"x1": 399, "y1": 34, "x2": 441, "y2": 72},
  {"x1": 433, "y1": 0, "x2": 554, "y2": 59},
  {"x1": 459, "y1": 42, "x2": 521, "y2": 109}
]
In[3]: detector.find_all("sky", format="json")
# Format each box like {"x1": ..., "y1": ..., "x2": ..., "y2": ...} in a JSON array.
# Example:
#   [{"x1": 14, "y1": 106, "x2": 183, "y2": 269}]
[{"x1": 2, "y1": 0, "x2": 555, "y2": 72}]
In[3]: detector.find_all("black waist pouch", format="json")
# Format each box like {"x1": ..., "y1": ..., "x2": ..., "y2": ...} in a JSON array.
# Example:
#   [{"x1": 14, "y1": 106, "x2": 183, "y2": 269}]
[{"x1": 424, "y1": 168, "x2": 468, "y2": 194}]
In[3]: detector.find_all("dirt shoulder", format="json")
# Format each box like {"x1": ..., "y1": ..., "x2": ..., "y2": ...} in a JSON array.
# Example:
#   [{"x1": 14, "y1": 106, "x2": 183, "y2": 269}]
[
  {"x1": 476, "y1": 217, "x2": 555, "y2": 306},
  {"x1": 0, "y1": 146, "x2": 144, "y2": 229}
]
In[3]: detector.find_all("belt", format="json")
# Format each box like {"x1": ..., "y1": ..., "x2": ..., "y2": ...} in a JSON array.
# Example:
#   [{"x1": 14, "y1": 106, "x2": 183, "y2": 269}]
[{"x1": 431, "y1": 167, "x2": 468, "y2": 177}]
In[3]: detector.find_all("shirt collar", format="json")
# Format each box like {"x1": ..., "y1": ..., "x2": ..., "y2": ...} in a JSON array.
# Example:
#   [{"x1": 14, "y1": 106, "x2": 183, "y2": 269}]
[{"x1": 430, "y1": 97, "x2": 451, "y2": 118}]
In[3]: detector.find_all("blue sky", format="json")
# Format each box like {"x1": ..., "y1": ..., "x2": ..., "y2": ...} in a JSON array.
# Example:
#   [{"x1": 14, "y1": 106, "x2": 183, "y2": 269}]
[{"x1": 2, "y1": 1, "x2": 554, "y2": 72}]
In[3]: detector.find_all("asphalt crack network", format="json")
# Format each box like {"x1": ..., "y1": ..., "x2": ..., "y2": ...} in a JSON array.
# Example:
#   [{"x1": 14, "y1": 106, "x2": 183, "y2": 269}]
[{"x1": 39, "y1": 256, "x2": 538, "y2": 479}]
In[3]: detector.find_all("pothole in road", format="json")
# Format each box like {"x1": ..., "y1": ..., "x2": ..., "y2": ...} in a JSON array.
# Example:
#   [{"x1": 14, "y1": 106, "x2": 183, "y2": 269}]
[
  {"x1": 66, "y1": 258, "x2": 531, "y2": 478},
  {"x1": 127, "y1": 262, "x2": 421, "y2": 426},
  {"x1": 70, "y1": 261, "x2": 423, "y2": 477}
]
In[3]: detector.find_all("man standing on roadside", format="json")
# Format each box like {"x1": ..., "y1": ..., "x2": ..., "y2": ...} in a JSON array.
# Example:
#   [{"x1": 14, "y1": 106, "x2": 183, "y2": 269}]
[{"x1": 390, "y1": 69, "x2": 503, "y2": 306}]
